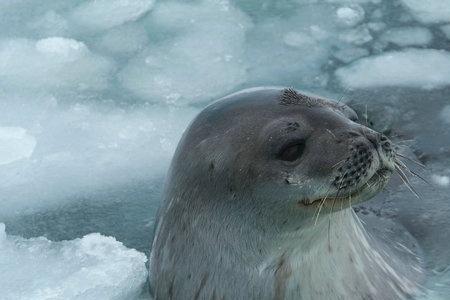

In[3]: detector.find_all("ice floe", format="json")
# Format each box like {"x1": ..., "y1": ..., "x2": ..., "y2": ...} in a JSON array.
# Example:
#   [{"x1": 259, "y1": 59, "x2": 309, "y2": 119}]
[
  {"x1": 336, "y1": 49, "x2": 450, "y2": 89},
  {"x1": 0, "y1": 223, "x2": 147, "y2": 300},
  {"x1": 0, "y1": 37, "x2": 114, "y2": 92},
  {"x1": 70, "y1": 0, "x2": 155, "y2": 32},
  {"x1": 119, "y1": 0, "x2": 250, "y2": 105},
  {"x1": 400, "y1": 0, "x2": 450, "y2": 23},
  {"x1": 380, "y1": 27, "x2": 433, "y2": 47},
  {"x1": 0, "y1": 127, "x2": 36, "y2": 166}
]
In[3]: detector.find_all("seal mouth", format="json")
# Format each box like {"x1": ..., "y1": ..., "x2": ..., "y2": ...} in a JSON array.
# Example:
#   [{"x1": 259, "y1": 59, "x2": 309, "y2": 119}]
[{"x1": 300, "y1": 168, "x2": 391, "y2": 207}]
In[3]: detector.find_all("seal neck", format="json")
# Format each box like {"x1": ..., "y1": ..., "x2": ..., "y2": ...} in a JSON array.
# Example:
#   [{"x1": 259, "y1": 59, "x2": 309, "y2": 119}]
[{"x1": 253, "y1": 209, "x2": 423, "y2": 299}]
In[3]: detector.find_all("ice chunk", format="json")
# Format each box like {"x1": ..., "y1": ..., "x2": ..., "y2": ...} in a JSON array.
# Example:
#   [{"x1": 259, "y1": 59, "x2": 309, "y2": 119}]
[
  {"x1": 336, "y1": 5, "x2": 365, "y2": 27},
  {"x1": 441, "y1": 24, "x2": 450, "y2": 39},
  {"x1": 400, "y1": 0, "x2": 450, "y2": 23},
  {"x1": 0, "y1": 92, "x2": 198, "y2": 217},
  {"x1": 70, "y1": 0, "x2": 155, "y2": 32},
  {"x1": 98, "y1": 24, "x2": 149, "y2": 56},
  {"x1": 283, "y1": 31, "x2": 316, "y2": 48},
  {"x1": 119, "y1": 0, "x2": 250, "y2": 105},
  {"x1": 27, "y1": 10, "x2": 69, "y2": 37},
  {"x1": 380, "y1": 27, "x2": 433, "y2": 47},
  {"x1": 0, "y1": 38, "x2": 114, "y2": 92},
  {"x1": 0, "y1": 223, "x2": 147, "y2": 300},
  {"x1": 339, "y1": 25, "x2": 372, "y2": 45},
  {"x1": 36, "y1": 37, "x2": 88, "y2": 60},
  {"x1": 0, "y1": 127, "x2": 36, "y2": 165},
  {"x1": 245, "y1": 5, "x2": 334, "y2": 88},
  {"x1": 431, "y1": 175, "x2": 450, "y2": 187},
  {"x1": 336, "y1": 49, "x2": 450, "y2": 89}
]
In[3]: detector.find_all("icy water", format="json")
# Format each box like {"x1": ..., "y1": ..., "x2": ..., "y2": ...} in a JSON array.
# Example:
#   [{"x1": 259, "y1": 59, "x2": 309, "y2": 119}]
[{"x1": 0, "y1": 0, "x2": 449, "y2": 299}]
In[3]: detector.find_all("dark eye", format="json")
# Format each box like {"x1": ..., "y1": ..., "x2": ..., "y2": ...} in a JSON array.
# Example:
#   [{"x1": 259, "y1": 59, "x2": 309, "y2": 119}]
[{"x1": 278, "y1": 141, "x2": 305, "y2": 162}]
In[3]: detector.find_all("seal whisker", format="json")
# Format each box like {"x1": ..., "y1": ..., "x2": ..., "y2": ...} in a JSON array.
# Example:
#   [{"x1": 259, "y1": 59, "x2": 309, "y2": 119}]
[
  {"x1": 395, "y1": 165, "x2": 421, "y2": 199},
  {"x1": 314, "y1": 192, "x2": 330, "y2": 226},
  {"x1": 326, "y1": 129, "x2": 337, "y2": 140},
  {"x1": 395, "y1": 153, "x2": 426, "y2": 169},
  {"x1": 395, "y1": 159, "x2": 429, "y2": 185}
]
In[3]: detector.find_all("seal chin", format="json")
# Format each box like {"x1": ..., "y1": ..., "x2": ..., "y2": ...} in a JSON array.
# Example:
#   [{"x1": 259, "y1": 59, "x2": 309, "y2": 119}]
[{"x1": 300, "y1": 168, "x2": 392, "y2": 207}]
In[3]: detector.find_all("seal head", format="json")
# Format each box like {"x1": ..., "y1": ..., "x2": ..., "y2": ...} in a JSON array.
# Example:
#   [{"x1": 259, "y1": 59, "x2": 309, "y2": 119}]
[{"x1": 149, "y1": 87, "x2": 422, "y2": 300}]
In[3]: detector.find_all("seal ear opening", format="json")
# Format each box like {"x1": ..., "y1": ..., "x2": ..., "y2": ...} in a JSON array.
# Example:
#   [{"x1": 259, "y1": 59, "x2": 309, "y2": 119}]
[{"x1": 278, "y1": 140, "x2": 306, "y2": 162}]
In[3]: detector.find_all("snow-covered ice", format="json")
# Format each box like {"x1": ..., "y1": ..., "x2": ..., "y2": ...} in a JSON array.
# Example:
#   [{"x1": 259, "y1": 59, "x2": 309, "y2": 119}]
[
  {"x1": 0, "y1": 127, "x2": 36, "y2": 166},
  {"x1": 335, "y1": 49, "x2": 450, "y2": 89},
  {"x1": 0, "y1": 38, "x2": 114, "y2": 92},
  {"x1": 336, "y1": 5, "x2": 365, "y2": 27},
  {"x1": 0, "y1": 93, "x2": 198, "y2": 217},
  {"x1": 0, "y1": 223, "x2": 147, "y2": 300},
  {"x1": 70, "y1": 0, "x2": 155, "y2": 32},
  {"x1": 400, "y1": 0, "x2": 450, "y2": 23},
  {"x1": 380, "y1": 27, "x2": 433, "y2": 47},
  {"x1": 432, "y1": 175, "x2": 450, "y2": 187},
  {"x1": 119, "y1": 0, "x2": 250, "y2": 105}
]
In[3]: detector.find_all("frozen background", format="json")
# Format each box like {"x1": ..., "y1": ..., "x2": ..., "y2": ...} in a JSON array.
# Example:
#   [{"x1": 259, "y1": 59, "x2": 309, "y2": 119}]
[{"x1": 0, "y1": 0, "x2": 449, "y2": 299}]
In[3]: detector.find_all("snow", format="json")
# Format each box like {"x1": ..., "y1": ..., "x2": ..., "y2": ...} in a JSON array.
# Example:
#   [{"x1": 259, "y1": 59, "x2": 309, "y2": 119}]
[
  {"x1": 70, "y1": 0, "x2": 155, "y2": 32},
  {"x1": 432, "y1": 175, "x2": 450, "y2": 187},
  {"x1": 380, "y1": 27, "x2": 433, "y2": 47},
  {"x1": 0, "y1": 93, "x2": 198, "y2": 217},
  {"x1": 119, "y1": 0, "x2": 250, "y2": 105},
  {"x1": 98, "y1": 24, "x2": 149, "y2": 56},
  {"x1": 336, "y1": 5, "x2": 365, "y2": 27},
  {"x1": 0, "y1": 38, "x2": 114, "y2": 92},
  {"x1": 400, "y1": 0, "x2": 450, "y2": 23},
  {"x1": 335, "y1": 49, "x2": 450, "y2": 89},
  {"x1": 0, "y1": 127, "x2": 36, "y2": 165},
  {"x1": 0, "y1": 223, "x2": 147, "y2": 300}
]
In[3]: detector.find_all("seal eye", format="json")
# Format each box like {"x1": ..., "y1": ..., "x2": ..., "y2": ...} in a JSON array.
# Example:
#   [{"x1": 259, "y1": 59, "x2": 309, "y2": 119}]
[{"x1": 278, "y1": 141, "x2": 305, "y2": 162}]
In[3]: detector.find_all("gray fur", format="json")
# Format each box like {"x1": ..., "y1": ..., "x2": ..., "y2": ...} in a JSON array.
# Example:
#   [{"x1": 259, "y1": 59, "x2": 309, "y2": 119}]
[{"x1": 149, "y1": 87, "x2": 423, "y2": 300}]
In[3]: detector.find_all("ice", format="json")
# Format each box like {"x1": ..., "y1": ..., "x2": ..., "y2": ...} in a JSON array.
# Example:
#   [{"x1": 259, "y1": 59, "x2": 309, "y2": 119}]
[
  {"x1": 400, "y1": 0, "x2": 450, "y2": 23},
  {"x1": 380, "y1": 27, "x2": 433, "y2": 47},
  {"x1": 336, "y1": 5, "x2": 365, "y2": 27},
  {"x1": 335, "y1": 49, "x2": 450, "y2": 89},
  {"x1": 441, "y1": 25, "x2": 450, "y2": 39},
  {"x1": 0, "y1": 92, "x2": 198, "y2": 217},
  {"x1": 98, "y1": 24, "x2": 149, "y2": 56},
  {"x1": 119, "y1": 0, "x2": 250, "y2": 105},
  {"x1": 432, "y1": 175, "x2": 450, "y2": 187},
  {"x1": 0, "y1": 223, "x2": 147, "y2": 300},
  {"x1": 244, "y1": 5, "x2": 335, "y2": 88},
  {"x1": 70, "y1": 0, "x2": 155, "y2": 32},
  {"x1": 0, "y1": 38, "x2": 114, "y2": 92},
  {"x1": 0, "y1": 127, "x2": 36, "y2": 166},
  {"x1": 28, "y1": 11, "x2": 69, "y2": 37},
  {"x1": 339, "y1": 25, "x2": 372, "y2": 45}
]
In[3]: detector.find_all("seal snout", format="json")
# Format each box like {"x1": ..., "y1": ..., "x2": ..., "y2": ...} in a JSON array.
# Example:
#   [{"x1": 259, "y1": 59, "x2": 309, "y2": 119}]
[
  {"x1": 332, "y1": 129, "x2": 394, "y2": 191},
  {"x1": 333, "y1": 142, "x2": 373, "y2": 190}
]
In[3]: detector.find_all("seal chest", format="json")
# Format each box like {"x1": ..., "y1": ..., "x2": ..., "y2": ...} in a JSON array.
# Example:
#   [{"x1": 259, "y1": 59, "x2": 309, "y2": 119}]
[{"x1": 149, "y1": 87, "x2": 423, "y2": 300}]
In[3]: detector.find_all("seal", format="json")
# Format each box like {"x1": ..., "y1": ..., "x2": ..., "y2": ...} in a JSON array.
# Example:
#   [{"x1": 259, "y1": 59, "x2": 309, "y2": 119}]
[{"x1": 149, "y1": 87, "x2": 423, "y2": 300}]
